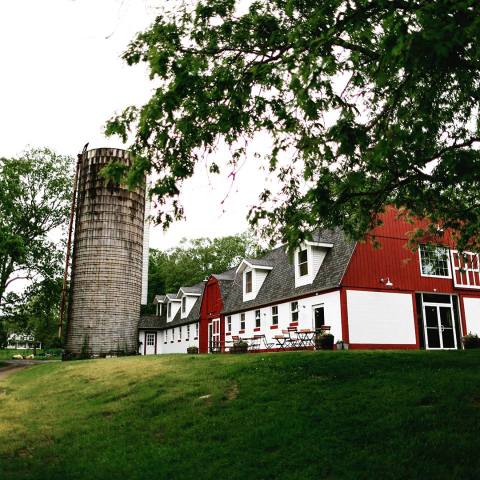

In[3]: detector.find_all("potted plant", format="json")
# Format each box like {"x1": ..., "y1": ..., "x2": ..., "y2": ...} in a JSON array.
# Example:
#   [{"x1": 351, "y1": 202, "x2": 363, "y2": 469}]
[
  {"x1": 335, "y1": 340, "x2": 349, "y2": 350},
  {"x1": 187, "y1": 346, "x2": 199, "y2": 354},
  {"x1": 231, "y1": 340, "x2": 249, "y2": 354},
  {"x1": 315, "y1": 332, "x2": 334, "y2": 350},
  {"x1": 462, "y1": 333, "x2": 480, "y2": 349}
]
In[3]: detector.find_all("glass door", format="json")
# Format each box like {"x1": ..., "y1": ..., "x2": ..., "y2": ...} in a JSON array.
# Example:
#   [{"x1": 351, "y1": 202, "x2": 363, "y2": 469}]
[{"x1": 423, "y1": 299, "x2": 457, "y2": 350}]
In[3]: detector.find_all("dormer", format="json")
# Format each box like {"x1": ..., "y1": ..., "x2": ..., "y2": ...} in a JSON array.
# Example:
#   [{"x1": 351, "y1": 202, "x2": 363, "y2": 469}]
[
  {"x1": 294, "y1": 241, "x2": 333, "y2": 288},
  {"x1": 236, "y1": 259, "x2": 273, "y2": 302},
  {"x1": 153, "y1": 295, "x2": 166, "y2": 316},
  {"x1": 166, "y1": 294, "x2": 181, "y2": 322},
  {"x1": 177, "y1": 286, "x2": 203, "y2": 319}
]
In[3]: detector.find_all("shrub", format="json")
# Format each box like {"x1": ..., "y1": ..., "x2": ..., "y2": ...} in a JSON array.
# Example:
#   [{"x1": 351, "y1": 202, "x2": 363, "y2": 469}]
[
  {"x1": 230, "y1": 340, "x2": 248, "y2": 354},
  {"x1": 187, "y1": 346, "x2": 199, "y2": 354},
  {"x1": 462, "y1": 333, "x2": 480, "y2": 349},
  {"x1": 315, "y1": 333, "x2": 334, "y2": 350}
]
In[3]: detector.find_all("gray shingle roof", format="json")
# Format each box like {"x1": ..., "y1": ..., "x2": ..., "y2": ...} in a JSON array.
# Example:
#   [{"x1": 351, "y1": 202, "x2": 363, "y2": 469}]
[
  {"x1": 242, "y1": 258, "x2": 275, "y2": 268},
  {"x1": 222, "y1": 227, "x2": 355, "y2": 314},
  {"x1": 139, "y1": 285, "x2": 203, "y2": 331},
  {"x1": 178, "y1": 282, "x2": 205, "y2": 296}
]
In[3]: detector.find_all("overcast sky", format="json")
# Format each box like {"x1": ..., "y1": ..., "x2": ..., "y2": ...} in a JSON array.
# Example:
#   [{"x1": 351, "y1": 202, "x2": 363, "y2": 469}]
[{"x1": 0, "y1": 0, "x2": 268, "y2": 250}]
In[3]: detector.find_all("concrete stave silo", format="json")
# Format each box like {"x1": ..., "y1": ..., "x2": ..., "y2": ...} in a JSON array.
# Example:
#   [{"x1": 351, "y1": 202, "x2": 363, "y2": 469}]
[{"x1": 65, "y1": 147, "x2": 145, "y2": 358}]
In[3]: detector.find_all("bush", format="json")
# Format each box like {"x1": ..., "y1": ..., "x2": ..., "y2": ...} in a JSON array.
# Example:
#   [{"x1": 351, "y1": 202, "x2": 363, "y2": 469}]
[
  {"x1": 230, "y1": 340, "x2": 248, "y2": 354},
  {"x1": 462, "y1": 333, "x2": 480, "y2": 349},
  {"x1": 187, "y1": 346, "x2": 199, "y2": 354},
  {"x1": 315, "y1": 333, "x2": 334, "y2": 350}
]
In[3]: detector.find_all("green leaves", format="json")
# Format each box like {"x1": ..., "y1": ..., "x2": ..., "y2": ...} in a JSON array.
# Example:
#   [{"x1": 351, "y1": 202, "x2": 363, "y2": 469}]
[
  {"x1": 107, "y1": 0, "x2": 480, "y2": 250},
  {"x1": 0, "y1": 148, "x2": 73, "y2": 305}
]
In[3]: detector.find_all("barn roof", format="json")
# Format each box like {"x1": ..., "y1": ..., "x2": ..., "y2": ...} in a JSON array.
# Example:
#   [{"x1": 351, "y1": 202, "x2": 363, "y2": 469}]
[{"x1": 222, "y1": 227, "x2": 355, "y2": 314}]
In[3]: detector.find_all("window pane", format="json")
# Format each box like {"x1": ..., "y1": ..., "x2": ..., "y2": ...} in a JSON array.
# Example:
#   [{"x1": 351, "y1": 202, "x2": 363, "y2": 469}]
[
  {"x1": 298, "y1": 250, "x2": 308, "y2": 276},
  {"x1": 245, "y1": 271, "x2": 252, "y2": 293},
  {"x1": 420, "y1": 245, "x2": 450, "y2": 277}
]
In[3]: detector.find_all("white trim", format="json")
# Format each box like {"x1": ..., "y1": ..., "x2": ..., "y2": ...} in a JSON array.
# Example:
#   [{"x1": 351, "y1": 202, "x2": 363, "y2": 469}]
[
  {"x1": 421, "y1": 294, "x2": 457, "y2": 350},
  {"x1": 311, "y1": 303, "x2": 325, "y2": 331},
  {"x1": 304, "y1": 241, "x2": 333, "y2": 248},
  {"x1": 450, "y1": 250, "x2": 480, "y2": 289},
  {"x1": 418, "y1": 245, "x2": 452, "y2": 279},
  {"x1": 236, "y1": 259, "x2": 273, "y2": 274}
]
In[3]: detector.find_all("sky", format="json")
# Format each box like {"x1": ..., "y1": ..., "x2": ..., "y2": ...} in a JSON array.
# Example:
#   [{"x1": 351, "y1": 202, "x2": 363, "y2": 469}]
[{"x1": 0, "y1": 0, "x2": 268, "y2": 250}]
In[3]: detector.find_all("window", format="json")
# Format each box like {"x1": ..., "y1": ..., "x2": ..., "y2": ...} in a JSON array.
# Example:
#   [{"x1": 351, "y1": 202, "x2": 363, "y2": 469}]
[
  {"x1": 163, "y1": 331, "x2": 167, "y2": 344},
  {"x1": 227, "y1": 316, "x2": 232, "y2": 333},
  {"x1": 240, "y1": 313, "x2": 246, "y2": 330},
  {"x1": 172, "y1": 328, "x2": 175, "y2": 341},
  {"x1": 255, "y1": 310, "x2": 261, "y2": 328},
  {"x1": 179, "y1": 326, "x2": 182, "y2": 340},
  {"x1": 419, "y1": 245, "x2": 450, "y2": 277},
  {"x1": 291, "y1": 301, "x2": 299, "y2": 322},
  {"x1": 159, "y1": 304, "x2": 163, "y2": 316},
  {"x1": 272, "y1": 306, "x2": 278, "y2": 325},
  {"x1": 245, "y1": 271, "x2": 253, "y2": 293},
  {"x1": 195, "y1": 323, "x2": 199, "y2": 338},
  {"x1": 298, "y1": 249, "x2": 308, "y2": 276},
  {"x1": 187, "y1": 324, "x2": 190, "y2": 339},
  {"x1": 146, "y1": 333, "x2": 155, "y2": 346},
  {"x1": 168, "y1": 302, "x2": 172, "y2": 317},
  {"x1": 182, "y1": 296, "x2": 186, "y2": 313}
]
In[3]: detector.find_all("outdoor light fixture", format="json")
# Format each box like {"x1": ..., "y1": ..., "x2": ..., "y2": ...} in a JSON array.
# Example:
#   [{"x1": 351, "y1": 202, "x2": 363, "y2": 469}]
[{"x1": 380, "y1": 277, "x2": 393, "y2": 288}]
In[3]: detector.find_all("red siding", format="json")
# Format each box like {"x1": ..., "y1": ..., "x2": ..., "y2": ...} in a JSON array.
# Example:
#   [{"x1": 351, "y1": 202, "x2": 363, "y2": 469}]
[
  {"x1": 199, "y1": 277, "x2": 225, "y2": 353},
  {"x1": 342, "y1": 207, "x2": 456, "y2": 293}
]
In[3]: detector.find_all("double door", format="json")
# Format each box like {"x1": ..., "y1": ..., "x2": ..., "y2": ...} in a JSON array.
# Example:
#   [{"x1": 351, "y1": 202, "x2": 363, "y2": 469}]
[
  {"x1": 423, "y1": 299, "x2": 457, "y2": 350},
  {"x1": 208, "y1": 318, "x2": 221, "y2": 353}
]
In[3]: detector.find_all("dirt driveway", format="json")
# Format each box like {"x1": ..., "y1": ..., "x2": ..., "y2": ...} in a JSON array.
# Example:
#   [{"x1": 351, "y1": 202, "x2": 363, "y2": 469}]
[{"x1": 0, "y1": 364, "x2": 28, "y2": 380}]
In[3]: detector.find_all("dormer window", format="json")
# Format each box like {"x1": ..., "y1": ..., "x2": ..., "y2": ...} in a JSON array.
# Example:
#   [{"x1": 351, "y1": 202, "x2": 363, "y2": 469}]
[
  {"x1": 298, "y1": 249, "x2": 308, "y2": 276},
  {"x1": 168, "y1": 303, "x2": 172, "y2": 317},
  {"x1": 245, "y1": 271, "x2": 253, "y2": 293},
  {"x1": 182, "y1": 296, "x2": 186, "y2": 313}
]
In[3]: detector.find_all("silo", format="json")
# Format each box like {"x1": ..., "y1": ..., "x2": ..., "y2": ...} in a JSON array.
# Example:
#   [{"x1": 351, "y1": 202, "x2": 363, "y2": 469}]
[{"x1": 65, "y1": 147, "x2": 145, "y2": 358}]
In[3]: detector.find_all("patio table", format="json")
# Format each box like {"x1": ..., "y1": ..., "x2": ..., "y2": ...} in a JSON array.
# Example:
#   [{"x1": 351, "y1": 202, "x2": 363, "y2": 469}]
[
  {"x1": 273, "y1": 335, "x2": 289, "y2": 350},
  {"x1": 296, "y1": 330, "x2": 315, "y2": 348}
]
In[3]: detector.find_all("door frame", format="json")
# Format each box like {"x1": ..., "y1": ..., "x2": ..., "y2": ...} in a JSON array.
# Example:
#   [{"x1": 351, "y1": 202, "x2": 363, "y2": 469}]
[
  {"x1": 143, "y1": 330, "x2": 158, "y2": 355},
  {"x1": 422, "y1": 296, "x2": 457, "y2": 350},
  {"x1": 311, "y1": 304, "x2": 325, "y2": 331},
  {"x1": 208, "y1": 318, "x2": 221, "y2": 353}
]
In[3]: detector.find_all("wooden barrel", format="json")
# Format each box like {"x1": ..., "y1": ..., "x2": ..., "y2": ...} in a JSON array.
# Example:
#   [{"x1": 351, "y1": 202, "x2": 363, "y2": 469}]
[{"x1": 65, "y1": 148, "x2": 145, "y2": 358}]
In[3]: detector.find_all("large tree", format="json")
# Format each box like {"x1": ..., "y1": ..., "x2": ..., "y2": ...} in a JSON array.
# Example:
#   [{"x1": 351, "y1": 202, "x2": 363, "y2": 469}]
[
  {"x1": 148, "y1": 232, "x2": 264, "y2": 300},
  {"x1": 0, "y1": 148, "x2": 73, "y2": 306},
  {"x1": 106, "y1": 0, "x2": 480, "y2": 249}
]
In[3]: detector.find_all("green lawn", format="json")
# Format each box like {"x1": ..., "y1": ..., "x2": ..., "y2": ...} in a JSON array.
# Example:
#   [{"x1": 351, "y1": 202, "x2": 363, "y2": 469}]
[{"x1": 1, "y1": 351, "x2": 480, "y2": 480}]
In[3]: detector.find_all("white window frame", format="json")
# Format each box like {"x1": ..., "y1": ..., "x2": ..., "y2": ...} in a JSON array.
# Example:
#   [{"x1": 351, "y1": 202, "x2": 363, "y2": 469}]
[
  {"x1": 195, "y1": 323, "x2": 199, "y2": 338},
  {"x1": 255, "y1": 310, "x2": 261, "y2": 328},
  {"x1": 172, "y1": 328, "x2": 175, "y2": 342},
  {"x1": 187, "y1": 324, "x2": 190, "y2": 340},
  {"x1": 298, "y1": 249, "x2": 309, "y2": 277},
  {"x1": 179, "y1": 326, "x2": 182, "y2": 340},
  {"x1": 271, "y1": 305, "x2": 278, "y2": 325},
  {"x1": 418, "y1": 244, "x2": 451, "y2": 278},
  {"x1": 245, "y1": 271, "x2": 253, "y2": 293},
  {"x1": 291, "y1": 301, "x2": 299, "y2": 322},
  {"x1": 227, "y1": 316, "x2": 232, "y2": 333},
  {"x1": 451, "y1": 250, "x2": 480, "y2": 289},
  {"x1": 240, "y1": 313, "x2": 246, "y2": 331}
]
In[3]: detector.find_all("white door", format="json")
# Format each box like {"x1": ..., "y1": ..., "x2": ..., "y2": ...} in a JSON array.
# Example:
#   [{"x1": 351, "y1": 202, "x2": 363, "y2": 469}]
[
  {"x1": 145, "y1": 332, "x2": 157, "y2": 355},
  {"x1": 209, "y1": 318, "x2": 221, "y2": 353}
]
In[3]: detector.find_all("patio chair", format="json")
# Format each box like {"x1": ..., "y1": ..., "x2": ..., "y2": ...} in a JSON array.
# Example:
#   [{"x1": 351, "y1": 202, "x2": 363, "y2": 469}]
[
  {"x1": 250, "y1": 336, "x2": 262, "y2": 351},
  {"x1": 256, "y1": 334, "x2": 275, "y2": 350},
  {"x1": 283, "y1": 328, "x2": 300, "y2": 348}
]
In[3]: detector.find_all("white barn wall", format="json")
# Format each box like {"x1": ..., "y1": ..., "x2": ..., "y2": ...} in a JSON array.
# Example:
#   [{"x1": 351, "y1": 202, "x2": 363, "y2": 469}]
[
  {"x1": 347, "y1": 290, "x2": 416, "y2": 345},
  {"x1": 139, "y1": 323, "x2": 199, "y2": 355},
  {"x1": 463, "y1": 297, "x2": 480, "y2": 335},
  {"x1": 227, "y1": 290, "x2": 342, "y2": 345}
]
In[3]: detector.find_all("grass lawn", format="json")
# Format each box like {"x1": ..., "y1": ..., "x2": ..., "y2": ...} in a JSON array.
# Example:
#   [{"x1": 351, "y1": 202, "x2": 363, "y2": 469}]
[{"x1": 1, "y1": 351, "x2": 480, "y2": 480}]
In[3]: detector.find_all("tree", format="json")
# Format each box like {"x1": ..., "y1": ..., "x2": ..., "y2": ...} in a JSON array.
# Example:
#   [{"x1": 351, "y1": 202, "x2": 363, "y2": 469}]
[
  {"x1": 0, "y1": 148, "x2": 73, "y2": 306},
  {"x1": 148, "y1": 232, "x2": 264, "y2": 299},
  {"x1": 106, "y1": 0, "x2": 480, "y2": 250},
  {"x1": 2, "y1": 278, "x2": 63, "y2": 351}
]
